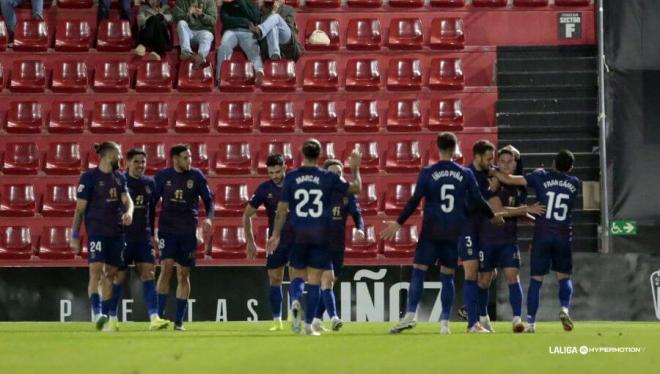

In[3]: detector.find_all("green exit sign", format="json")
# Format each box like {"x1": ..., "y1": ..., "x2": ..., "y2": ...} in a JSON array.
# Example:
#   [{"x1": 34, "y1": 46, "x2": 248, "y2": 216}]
[{"x1": 610, "y1": 221, "x2": 638, "y2": 236}]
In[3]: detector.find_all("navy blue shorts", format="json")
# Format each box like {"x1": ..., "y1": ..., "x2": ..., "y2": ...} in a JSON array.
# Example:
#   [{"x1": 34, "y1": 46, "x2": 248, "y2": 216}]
[
  {"x1": 458, "y1": 234, "x2": 479, "y2": 261},
  {"x1": 159, "y1": 232, "x2": 197, "y2": 268},
  {"x1": 120, "y1": 239, "x2": 156, "y2": 270},
  {"x1": 289, "y1": 243, "x2": 332, "y2": 270},
  {"x1": 530, "y1": 235, "x2": 573, "y2": 276},
  {"x1": 88, "y1": 235, "x2": 125, "y2": 268},
  {"x1": 266, "y1": 244, "x2": 290, "y2": 270},
  {"x1": 479, "y1": 243, "x2": 521, "y2": 272},
  {"x1": 414, "y1": 238, "x2": 458, "y2": 268}
]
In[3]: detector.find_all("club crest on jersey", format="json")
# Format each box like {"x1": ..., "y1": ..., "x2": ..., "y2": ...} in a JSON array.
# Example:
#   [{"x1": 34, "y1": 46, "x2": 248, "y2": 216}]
[
  {"x1": 651, "y1": 270, "x2": 660, "y2": 320},
  {"x1": 115, "y1": 177, "x2": 123, "y2": 186},
  {"x1": 166, "y1": 181, "x2": 172, "y2": 187},
  {"x1": 145, "y1": 186, "x2": 152, "y2": 194},
  {"x1": 98, "y1": 181, "x2": 105, "y2": 187},
  {"x1": 343, "y1": 197, "x2": 349, "y2": 205},
  {"x1": 187, "y1": 180, "x2": 194, "y2": 189}
]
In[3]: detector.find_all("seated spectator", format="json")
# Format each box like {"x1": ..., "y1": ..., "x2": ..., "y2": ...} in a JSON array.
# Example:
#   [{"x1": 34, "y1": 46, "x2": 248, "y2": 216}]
[
  {"x1": 251, "y1": 0, "x2": 302, "y2": 62},
  {"x1": 136, "y1": 0, "x2": 174, "y2": 60},
  {"x1": 98, "y1": 0, "x2": 132, "y2": 21},
  {"x1": 217, "y1": 0, "x2": 264, "y2": 85},
  {"x1": 174, "y1": 0, "x2": 217, "y2": 68},
  {"x1": 0, "y1": 0, "x2": 44, "y2": 41}
]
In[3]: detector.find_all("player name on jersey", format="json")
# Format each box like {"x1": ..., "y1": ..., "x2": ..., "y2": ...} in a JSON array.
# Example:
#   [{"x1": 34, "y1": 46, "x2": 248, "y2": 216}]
[
  {"x1": 543, "y1": 179, "x2": 578, "y2": 193},
  {"x1": 295, "y1": 175, "x2": 321, "y2": 185},
  {"x1": 431, "y1": 170, "x2": 464, "y2": 182}
]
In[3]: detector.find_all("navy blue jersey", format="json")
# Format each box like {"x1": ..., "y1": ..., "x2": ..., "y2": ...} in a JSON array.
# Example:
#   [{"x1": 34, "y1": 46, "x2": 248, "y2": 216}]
[
  {"x1": 464, "y1": 164, "x2": 496, "y2": 235},
  {"x1": 525, "y1": 169, "x2": 581, "y2": 237},
  {"x1": 479, "y1": 184, "x2": 527, "y2": 245},
  {"x1": 397, "y1": 161, "x2": 494, "y2": 240},
  {"x1": 76, "y1": 168, "x2": 128, "y2": 237},
  {"x1": 154, "y1": 167, "x2": 214, "y2": 235},
  {"x1": 125, "y1": 174, "x2": 156, "y2": 241},
  {"x1": 249, "y1": 180, "x2": 293, "y2": 245},
  {"x1": 281, "y1": 166, "x2": 350, "y2": 244},
  {"x1": 328, "y1": 191, "x2": 364, "y2": 251}
]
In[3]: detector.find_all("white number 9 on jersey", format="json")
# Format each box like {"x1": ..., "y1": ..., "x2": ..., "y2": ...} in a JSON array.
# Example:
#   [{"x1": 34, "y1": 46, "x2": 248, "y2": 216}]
[{"x1": 294, "y1": 189, "x2": 323, "y2": 218}]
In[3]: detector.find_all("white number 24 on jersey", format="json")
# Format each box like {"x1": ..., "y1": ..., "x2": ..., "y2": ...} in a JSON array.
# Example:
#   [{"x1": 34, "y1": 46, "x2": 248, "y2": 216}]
[{"x1": 294, "y1": 189, "x2": 323, "y2": 218}]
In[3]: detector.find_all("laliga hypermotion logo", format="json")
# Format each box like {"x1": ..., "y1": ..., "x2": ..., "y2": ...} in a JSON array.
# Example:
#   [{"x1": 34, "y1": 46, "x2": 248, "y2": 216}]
[{"x1": 651, "y1": 270, "x2": 660, "y2": 320}]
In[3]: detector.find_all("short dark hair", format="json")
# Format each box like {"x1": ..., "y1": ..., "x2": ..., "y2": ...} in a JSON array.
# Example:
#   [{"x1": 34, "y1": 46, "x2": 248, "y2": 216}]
[
  {"x1": 170, "y1": 144, "x2": 190, "y2": 158},
  {"x1": 127, "y1": 148, "x2": 147, "y2": 161},
  {"x1": 323, "y1": 159, "x2": 343, "y2": 169},
  {"x1": 473, "y1": 140, "x2": 495, "y2": 157},
  {"x1": 302, "y1": 139, "x2": 321, "y2": 160},
  {"x1": 555, "y1": 149, "x2": 575, "y2": 172},
  {"x1": 94, "y1": 142, "x2": 120, "y2": 158},
  {"x1": 266, "y1": 153, "x2": 285, "y2": 167},
  {"x1": 437, "y1": 132, "x2": 457, "y2": 153}
]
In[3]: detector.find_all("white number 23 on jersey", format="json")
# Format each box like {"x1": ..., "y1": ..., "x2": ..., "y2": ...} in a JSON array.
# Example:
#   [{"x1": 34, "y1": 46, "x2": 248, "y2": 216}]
[{"x1": 294, "y1": 189, "x2": 323, "y2": 218}]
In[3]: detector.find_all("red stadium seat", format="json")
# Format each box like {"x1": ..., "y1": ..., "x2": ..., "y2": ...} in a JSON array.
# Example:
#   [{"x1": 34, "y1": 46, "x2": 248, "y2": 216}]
[
  {"x1": 177, "y1": 61, "x2": 213, "y2": 92},
  {"x1": 215, "y1": 142, "x2": 252, "y2": 175},
  {"x1": 385, "y1": 183, "x2": 418, "y2": 215},
  {"x1": 473, "y1": 0, "x2": 507, "y2": 7},
  {"x1": 252, "y1": 224, "x2": 270, "y2": 258},
  {"x1": 51, "y1": 61, "x2": 89, "y2": 93},
  {"x1": 96, "y1": 20, "x2": 133, "y2": 52},
  {"x1": 216, "y1": 101, "x2": 253, "y2": 133},
  {"x1": 513, "y1": 0, "x2": 549, "y2": 6},
  {"x1": 317, "y1": 141, "x2": 338, "y2": 165},
  {"x1": 345, "y1": 59, "x2": 380, "y2": 91},
  {"x1": 133, "y1": 101, "x2": 169, "y2": 133},
  {"x1": 13, "y1": 20, "x2": 48, "y2": 51},
  {"x1": 345, "y1": 141, "x2": 379, "y2": 173},
  {"x1": 188, "y1": 142, "x2": 209, "y2": 173},
  {"x1": 219, "y1": 61, "x2": 255, "y2": 92},
  {"x1": 0, "y1": 184, "x2": 36, "y2": 217},
  {"x1": 58, "y1": 0, "x2": 93, "y2": 7},
  {"x1": 175, "y1": 101, "x2": 211, "y2": 133},
  {"x1": 346, "y1": 19, "x2": 381, "y2": 51},
  {"x1": 430, "y1": 0, "x2": 465, "y2": 7},
  {"x1": 387, "y1": 58, "x2": 422, "y2": 91},
  {"x1": 210, "y1": 225, "x2": 246, "y2": 259},
  {"x1": 39, "y1": 226, "x2": 75, "y2": 260},
  {"x1": 344, "y1": 100, "x2": 380, "y2": 132},
  {"x1": 6, "y1": 101, "x2": 43, "y2": 133},
  {"x1": 303, "y1": 59, "x2": 338, "y2": 91},
  {"x1": 383, "y1": 224, "x2": 418, "y2": 258},
  {"x1": 0, "y1": 21, "x2": 7, "y2": 51},
  {"x1": 42, "y1": 184, "x2": 77, "y2": 217},
  {"x1": 428, "y1": 58, "x2": 464, "y2": 90},
  {"x1": 48, "y1": 101, "x2": 86, "y2": 134},
  {"x1": 388, "y1": 18, "x2": 423, "y2": 50},
  {"x1": 302, "y1": 100, "x2": 338, "y2": 132},
  {"x1": 259, "y1": 101, "x2": 296, "y2": 133},
  {"x1": 0, "y1": 226, "x2": 33, "y2": 260},
  {"x1": 91, "y1": 101, "x2": 127, "y2": 133},
  {"x1": 262, "y1": 60, "x2": 297, "y2": 92},
  {"x1": 345, "y1": 226, "x2": 378, "y2": 258},
  {"x1": 430, "y1": 18, "x2": 465, "y2": 50},
  {"x1": 305, "y1": 0, "x2": 340, "y2": 8},
  {"x1": 304, "y1": 19, "x2": 340, "y2": 51},
  {"x1": 3, "y1": 143, "x2": 40, "y2": 175},
  {"x1": 386, "y1": 99, "x2": 422, "y2": 132},
  {"x1": 55, "y1": 20, "x2": 92, "y2": 52},
  {"x1": 93, "y1": 61, "x2": 130, "y2": 92},
  {"x1": 214, "y1": 183, "x2": 249, "y2": 216},
  {"x1": 428, "y1": 98, "x2": 463, "y2": 131},
  {"x1": 356, "y1": 183, "x2": 379, "y2": 215},
  {"x1": 134, "y1": 143, "x2": 167, "y2": 174},
  {"x1": 258, "y1": 142, "x2": 294, "y2": 173},
  {"x1": 10, "y1": 60, "x2": 46, "y2": 92},
  {"x1": 389, "y1": 0, "x2": 424, "y2": 8},
  {"x1": 44, "y1": 142, "x2": 82, "y2": 175},
  {"x1": 385, "y1": 140, "x2": 422, "y2": 173},
  {"x1": 136, "y1": 61, "x2": 173, "y2": 92},
  {"x1": 555, "y1": 0, "x2": 590, "y2": 6},
  {"x1": 346, "y1": 0, "x2": 382, "y2": 7}
]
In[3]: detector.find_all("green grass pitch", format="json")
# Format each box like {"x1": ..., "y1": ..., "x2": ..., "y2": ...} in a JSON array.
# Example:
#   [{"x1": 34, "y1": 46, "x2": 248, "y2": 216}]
[{"x1": 0, "y1": 322, "x2": 657, "y2": 373}]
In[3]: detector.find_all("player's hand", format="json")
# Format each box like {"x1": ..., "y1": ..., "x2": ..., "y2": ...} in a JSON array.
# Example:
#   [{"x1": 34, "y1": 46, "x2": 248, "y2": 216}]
[
  {"x1": 246, "y1": 240, "x2": 258, "y2": 260},
  {"x1": 354, "y1": 229, "x2": 366, "y2": 242},
  {"x1": 202, "y1": 218, "x2": 213, "y2": 237},
  {"x1": 122, "y1": 212, "x2": 133, "y2": 226},
  {"x1": 348, "y1": 148, "x2": 362, "y2": 171},
  {"x1": 380, "y1": 221, "x2": 401, "y2": 241},
  {"x1": 266, "y1": 234, "x2": 280, "y2": 254},
  {"x1": 71, "y1": 238, "x2": 82, "y2": 256},
  {"x1": 526, "y1": 202, "x2": 546, "y2": 216},
  {"x1": 490, "y1": 215, "x2": 505, "y2": 226}
]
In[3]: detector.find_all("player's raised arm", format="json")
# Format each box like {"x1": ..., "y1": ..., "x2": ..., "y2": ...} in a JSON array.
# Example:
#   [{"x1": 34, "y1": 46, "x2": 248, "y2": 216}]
[
  {"x1": 242, "y1": 203, "x2": 259, "y2": 260},
  {"x1": 349, "y1": 195, "x2": 366, "y2": 241},
  {"x1": 266, "y1": 201, "x2": 289, "y2": 253},
  {"x1": 346, "y1": 149, "x2": 362, "y2": 195},
  {"x1": 490, "y1": 168, "x2": 528, "y2": 187}
]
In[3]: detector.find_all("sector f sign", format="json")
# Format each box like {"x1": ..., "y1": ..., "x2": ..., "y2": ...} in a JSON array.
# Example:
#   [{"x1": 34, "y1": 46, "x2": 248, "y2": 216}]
[{"x1": 559, "y1": 12, "x2": 582, "y2": 39}]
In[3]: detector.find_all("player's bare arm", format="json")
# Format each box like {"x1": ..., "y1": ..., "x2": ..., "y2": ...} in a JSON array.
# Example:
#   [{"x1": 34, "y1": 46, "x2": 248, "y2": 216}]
[
  {"x1": 70, "y1": 199, "x2": 87, "y2": 255},
  {"x1": 242, "y1": 204, "x2": 259, "y2": 260},
  {"x1": 266, "y1": 201, "x2": 288, "y2": 253},
  {"x1": 489, "y1": 196, "x2": 546, "y2": 218},
  {"x1": 490, "y1": 169, "x2": 527, "y2": 186},
  {"x1": 347, "y1": 149, "x2": 362, "y2": 194},
  {"x1": 121, "y1": 192, "x2": 134, "y2": 226}
]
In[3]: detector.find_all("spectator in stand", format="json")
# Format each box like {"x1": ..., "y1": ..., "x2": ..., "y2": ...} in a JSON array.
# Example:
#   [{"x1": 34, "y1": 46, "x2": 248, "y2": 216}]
[
  {"x1": 98, "y1": 0, "x2": 132, "y2": 21},
  {"x1": 136, "y1": 0, "x2": 174, "y2": 60},
  {"x1": 250, "y1": 0, "x2": 302, "y2": 62},
  {"x1": 1, "y1": 0, "x2": 45, "y2": 42},
  {"x1": 174, "y1": 0, "x2": 217, "y2": 69},
  {"x1": 216, "y1": 0, "x2": 263, "y2": 85}
]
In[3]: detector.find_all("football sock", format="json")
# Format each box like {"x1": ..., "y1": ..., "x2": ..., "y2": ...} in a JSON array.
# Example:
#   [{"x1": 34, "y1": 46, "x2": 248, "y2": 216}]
[
  {"x1": 157, "y1": 293, "x2": 168, "y2": 318},
  {"x1": 439, "y1": 272, "x2": 455, "y2": 321},
  {"x1": 268, "y1": 286, "x2": 283, "y2": 319},
  {"x1": 509, "y1": 282, "x2": 523, "y2": 317},
  {"x1": 142, "y1": 280, "x2": 158, "y2": 317},
  {"x1": 290, "y1": 277, "x2": 305, "y2": 305},
  {"x1": 108, "y1": 284, "x2": 122, "y2": 317},
  {"x1": 478, "y1": 286, "x2": 489, "y2": 317},
  {"x1": 558, "y1": 278, "x2": 573, "y2": 309},
  {"x1": 406, "y1": 268, "x2": 426, "y2": 314},
  {"x1": 304, "y1": 284, "x2": 320, "y2": 324},
  {"x1": 464, "y1": 280, "x2": 479, "y2": 328},
  {"x1": 321, "y1": 288, "x2": 337, "y2": 318},
  {"x1": 527, "y1": 278, "x2": 543, "y2": 324},
  {"x1": 90, "y1": 293, "x2": 101, "y2": 318},
  {"x1": 175, "y1": 298, "x2": 188, "y2": 325}
]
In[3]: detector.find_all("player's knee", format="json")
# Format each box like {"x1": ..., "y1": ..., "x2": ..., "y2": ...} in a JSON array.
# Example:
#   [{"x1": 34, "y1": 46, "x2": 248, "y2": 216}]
[
  {"x1": 140, "y1": 268, "x2": 155, "y2": 281},
  {"x1": 413, "y1": 263, "x2": 429, "y2": 272},
  {"x1": 269, "y1": 274, "x2": 283, "y2": 286},
  {"x1": 504, "y1": 269, "x2": 520, "y2": 284}
]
